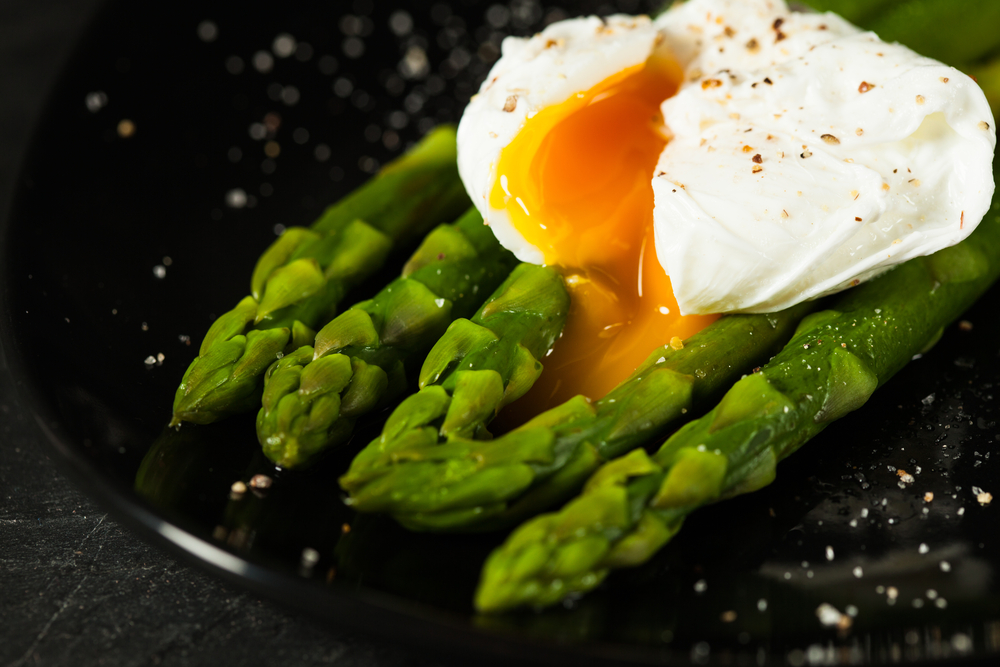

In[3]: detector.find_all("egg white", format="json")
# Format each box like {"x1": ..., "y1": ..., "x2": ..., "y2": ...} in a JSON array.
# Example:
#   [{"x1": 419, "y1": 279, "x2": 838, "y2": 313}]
[
  {"x1": 652, "y1": 0, "x2": 996, "y2": 313},
  {"x1": 457, "y1": 0, "x2": 996, "y2": 314}
]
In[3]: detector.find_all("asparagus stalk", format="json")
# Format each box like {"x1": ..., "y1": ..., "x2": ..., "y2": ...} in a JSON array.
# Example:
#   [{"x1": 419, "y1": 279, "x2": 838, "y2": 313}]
[
  {"x1": 340, "y1": 263, "x2": 571, "y2": 516},
  {"x1": 256, "y1": 208, "x2": 519, "y2": 468},
  {"x1": 339, "y1": 300, "x2": 815, "y2": 532},
  {"x1": 476, "y1": 201, "x2": 1000, "y2": 612},
  {"x1": 864, "y1": 0, "x2": 1000, "y2": 67},
  {"x1": 801, "y1": 0, "x2": 902, "y2": 25},
  {"x1": 170, "y1": 126, "x2": 469, "y2": 427}
]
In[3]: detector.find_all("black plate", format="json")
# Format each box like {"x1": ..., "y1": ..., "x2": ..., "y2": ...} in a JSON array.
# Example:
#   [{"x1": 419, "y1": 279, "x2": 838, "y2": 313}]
[{"x1": 3, "y1": 0, "x2": 1000, "y2": 664}]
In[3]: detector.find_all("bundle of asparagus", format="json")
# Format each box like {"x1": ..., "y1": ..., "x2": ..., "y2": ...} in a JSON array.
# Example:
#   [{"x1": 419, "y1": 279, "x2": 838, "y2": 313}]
[
  {"x1": 340, "y1": 303, "x2": 815, "y2": 531},
  {"x1": 340, "y1": 262, "x2": 572, "y2": 522},
  {"x1": 170, "y1": 126, "x2": 470, "y2": 427}
]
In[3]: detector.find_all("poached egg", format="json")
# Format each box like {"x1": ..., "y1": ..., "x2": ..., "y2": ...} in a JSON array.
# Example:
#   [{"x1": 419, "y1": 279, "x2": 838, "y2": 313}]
[{"x1": 457, "y1": 0, "x2": 995, "y2": 411}]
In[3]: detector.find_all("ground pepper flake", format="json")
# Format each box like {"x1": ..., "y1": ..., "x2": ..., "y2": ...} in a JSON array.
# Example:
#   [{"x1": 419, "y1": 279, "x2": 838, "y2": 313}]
[{"x1": 858, "y1": 81, "x2": 874, "y2": 93}]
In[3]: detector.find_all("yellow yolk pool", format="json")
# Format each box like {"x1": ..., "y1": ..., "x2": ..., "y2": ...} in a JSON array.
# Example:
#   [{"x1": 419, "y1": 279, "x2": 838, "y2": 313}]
[{"x1": 489, "y1": 58, "x2": 719, "y2": 424}]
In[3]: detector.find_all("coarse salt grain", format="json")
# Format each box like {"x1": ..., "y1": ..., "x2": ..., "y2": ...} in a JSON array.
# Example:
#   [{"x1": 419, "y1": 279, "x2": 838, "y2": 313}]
[{"x1": 816, "y1": 603, "x2": 851, "y2": 629}]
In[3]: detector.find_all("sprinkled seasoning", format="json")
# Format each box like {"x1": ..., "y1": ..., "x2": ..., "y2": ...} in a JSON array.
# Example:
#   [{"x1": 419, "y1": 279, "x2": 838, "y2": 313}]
[
  {"x1": 249, "y1": 474, "x2": 273, "y2": 489},
  {"x1": 117, "y1": 119, "x2": 136, "y2": 138}
]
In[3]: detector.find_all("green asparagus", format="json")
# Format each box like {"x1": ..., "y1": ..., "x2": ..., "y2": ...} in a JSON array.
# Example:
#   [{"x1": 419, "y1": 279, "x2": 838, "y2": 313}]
[
  {"x1": 801, "y1": 0, "x2": 895, "y2": 24},
  {"x1": 476, "y1": 197, "x2": 1000, "y2": 612},
  {"x1": 338, "y1": 301, "x2": 814, "y2": 532},
  {"x1": 170, "y1": 126, "x2": 469, "y2": 427},
  {"x1": 340, "y1": 263, "x2": 571, "y2": 519},
  {"x1": 256, "y1": 208, "x2": 519, "y2": 468}
]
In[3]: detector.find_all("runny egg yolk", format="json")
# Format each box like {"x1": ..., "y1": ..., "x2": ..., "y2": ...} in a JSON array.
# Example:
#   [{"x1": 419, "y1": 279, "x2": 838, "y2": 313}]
[{"x1": 490, "y1": 57, "x2": 719, "y2": 424}]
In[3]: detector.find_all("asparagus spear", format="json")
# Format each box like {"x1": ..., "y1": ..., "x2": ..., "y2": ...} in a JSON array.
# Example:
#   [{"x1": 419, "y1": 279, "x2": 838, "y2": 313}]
[
  {"x1": 170, "y1": 126, "x2": 469, "y2": 427},
  {"x1": 864, "y1": 0, "x2": 1000, "y2": 67},
  {"x1": 340, "y1": 263, "x2": 571, "y2": 515},
  {"x1": 800, "y1": 0, "x2": 896, "y2": 24},
  {"x1": 256, "y1": 208, "x2": 519, "y2": 468},
  {"x1": 340, "y1": 300, "x2": 815, "y2": 531},
  {"x1": 476, "y1": 201, "x2": 1000, "y2": 612}
]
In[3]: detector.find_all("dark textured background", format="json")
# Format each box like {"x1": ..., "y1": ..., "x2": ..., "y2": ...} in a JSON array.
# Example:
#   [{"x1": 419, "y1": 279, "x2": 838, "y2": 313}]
[{"x1": 0, "y1": 2, "x2": 441, "y2": 665}]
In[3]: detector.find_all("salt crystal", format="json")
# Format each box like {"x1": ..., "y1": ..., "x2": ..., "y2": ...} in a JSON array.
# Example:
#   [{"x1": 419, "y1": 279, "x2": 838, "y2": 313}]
[
  {"x1": 197, "y1": 20, "x2": 218, "y2": 43},
  {"x1": 816, "y1": 603, "x2": 851, "y2": 629},
  {"x1": 273, "y1": 33, "x2": 297, "y2": 58},
  {"x1": 225, "y1": 188, "x2": 248, "y2": 208},
  {"x1": 85, "y1": 91, "x2": 108, "y2": 112}
]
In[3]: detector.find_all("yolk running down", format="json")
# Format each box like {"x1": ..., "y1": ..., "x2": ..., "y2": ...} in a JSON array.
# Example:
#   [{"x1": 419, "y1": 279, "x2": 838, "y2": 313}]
[{"x1": 490, "y1": 57, "x2": 719, "y2": 427}]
